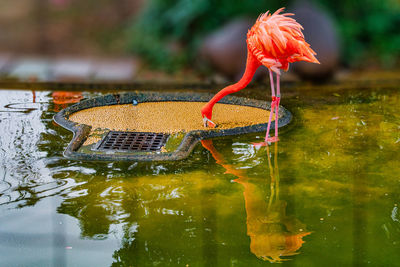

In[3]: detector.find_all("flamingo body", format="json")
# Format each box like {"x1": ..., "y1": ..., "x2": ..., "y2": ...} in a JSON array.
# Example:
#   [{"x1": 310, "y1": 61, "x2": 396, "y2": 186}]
[
  {"x1": 201, "y1": 8, "x2": 319, "y2": 143},
  {"x1": 247, "y1": 8, "x2": 319, "y2": 74}
]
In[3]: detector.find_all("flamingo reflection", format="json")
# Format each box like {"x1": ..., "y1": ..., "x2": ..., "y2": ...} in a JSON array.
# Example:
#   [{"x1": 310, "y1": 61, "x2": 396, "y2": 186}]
[
  {"x1": 52, "y1": 91, "x2": 83, "y2": 112},
  {"x1": 201, "y1": 140, "x2": 310, "y2": 263}
]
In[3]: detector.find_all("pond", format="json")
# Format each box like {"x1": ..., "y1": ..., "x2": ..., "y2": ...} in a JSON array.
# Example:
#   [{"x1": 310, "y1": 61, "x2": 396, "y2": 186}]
[{"x1": 0, "y1": 82, "x2": 399, "y2": 266}]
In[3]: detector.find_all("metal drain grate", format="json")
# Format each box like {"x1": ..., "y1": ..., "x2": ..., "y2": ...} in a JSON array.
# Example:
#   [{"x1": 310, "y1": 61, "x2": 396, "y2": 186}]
[{"x1": 96, "y1": 131, "x2": 169, "y2": 152}]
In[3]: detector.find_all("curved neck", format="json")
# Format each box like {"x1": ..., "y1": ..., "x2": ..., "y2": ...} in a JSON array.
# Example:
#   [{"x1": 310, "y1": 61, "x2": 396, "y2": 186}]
[{"x1": 203, "y1": 51, "x2": 260, "y2": 117}]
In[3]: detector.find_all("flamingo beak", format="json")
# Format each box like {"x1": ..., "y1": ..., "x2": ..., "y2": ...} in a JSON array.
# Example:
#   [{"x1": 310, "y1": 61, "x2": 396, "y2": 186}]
[{"x1": 203, "y1": 116, "x2": 217, "y2": 128}]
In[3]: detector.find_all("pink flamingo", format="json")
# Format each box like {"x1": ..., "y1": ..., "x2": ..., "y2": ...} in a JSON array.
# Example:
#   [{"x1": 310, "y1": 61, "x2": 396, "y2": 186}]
[{"x1": 201, "y1": 8, "x2": 319, "y2": 145}]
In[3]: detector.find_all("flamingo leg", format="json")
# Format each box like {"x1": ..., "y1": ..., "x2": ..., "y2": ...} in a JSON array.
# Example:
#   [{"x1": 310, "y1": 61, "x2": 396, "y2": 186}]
[
  {"x1": 264, "y1": 70, "x2": 276, "y2": 142},
  {"x1": 265, "y1": 72, "x2": 280, "y2": 143},
  {"x1": 253, "y1": 70, "x2": 280, "y2": 147},
  {"x1": 274, "y1": 74, "x2": 281, "y2": 141}
]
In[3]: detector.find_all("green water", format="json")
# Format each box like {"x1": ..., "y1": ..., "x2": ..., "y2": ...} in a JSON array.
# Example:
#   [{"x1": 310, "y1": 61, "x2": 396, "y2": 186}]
[{"x1": 0, "y1": 85, "x2": 399, "y2": 266}]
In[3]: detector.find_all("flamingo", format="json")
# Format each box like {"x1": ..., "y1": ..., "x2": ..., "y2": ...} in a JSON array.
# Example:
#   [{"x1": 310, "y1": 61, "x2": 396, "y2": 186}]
[{"x1": 201, "y1": 8, "x2": 319, "y2": 145}]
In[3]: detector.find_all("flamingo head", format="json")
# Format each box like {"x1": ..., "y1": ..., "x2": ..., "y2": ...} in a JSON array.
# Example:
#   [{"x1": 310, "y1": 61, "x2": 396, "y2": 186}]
[{"x1": 201, "y1": 105, "x2": 217, "y2": 128}]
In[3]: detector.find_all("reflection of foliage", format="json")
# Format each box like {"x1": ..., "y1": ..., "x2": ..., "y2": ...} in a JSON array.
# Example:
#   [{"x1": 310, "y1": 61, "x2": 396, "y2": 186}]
[
  {"x1": 59, "y1": 171, "x2": 249, "y2": 265},
  {"x1": 381, "y1": 205, "x2": 400, "y2": 247},
  {"x1": 57, "y1": 178, "x2": 115, "y2": 239},
  {"x1": 128, "y1": 0, "x2": 400, "y2": 70}
]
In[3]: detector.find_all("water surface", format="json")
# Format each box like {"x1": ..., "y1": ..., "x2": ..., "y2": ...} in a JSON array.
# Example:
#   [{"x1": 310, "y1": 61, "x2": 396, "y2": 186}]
[{"x1": 0, "y1": 85, "x2": 399, "y2": 266}]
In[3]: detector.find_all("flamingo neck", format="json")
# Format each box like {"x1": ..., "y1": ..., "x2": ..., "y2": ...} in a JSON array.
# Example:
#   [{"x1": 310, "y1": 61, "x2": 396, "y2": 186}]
[{"x1": 202, "y1": 51, "x2": 260, "y2": 118}]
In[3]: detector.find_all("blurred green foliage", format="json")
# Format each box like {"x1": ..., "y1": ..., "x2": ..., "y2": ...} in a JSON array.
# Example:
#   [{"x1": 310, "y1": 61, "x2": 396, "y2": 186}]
[
  {"x1": 319, "y1": 0, "x2": 400, "y2": 68},
  {"x1": 127, "y1": 0, "x2": 400, "y2": 71}
]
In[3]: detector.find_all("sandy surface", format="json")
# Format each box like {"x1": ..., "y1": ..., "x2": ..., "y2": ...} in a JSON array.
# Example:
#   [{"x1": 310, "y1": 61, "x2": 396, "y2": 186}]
[
  {"x1": 83, "y1": 135, "x2": 103, "y2": 145},
  {"x1": 69, "y1": 102, "x2": 273, "y2": 134}
]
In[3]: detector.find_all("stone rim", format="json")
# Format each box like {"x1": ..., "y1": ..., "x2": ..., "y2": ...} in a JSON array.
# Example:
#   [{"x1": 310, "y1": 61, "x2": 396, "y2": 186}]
[{"x1": 53, "y1": 91, "x2": 292, "y2": 161}]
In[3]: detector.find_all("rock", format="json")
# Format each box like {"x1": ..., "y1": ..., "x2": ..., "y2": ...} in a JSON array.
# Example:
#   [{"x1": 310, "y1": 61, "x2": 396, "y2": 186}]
[
  {"x1": 9, "y1": 58, "x2": 51, "y2": 81},
  {"x1": 93, "y1": 58, "x2": 137, "y2": 81},
  {"x1": 52, "y1": 58, "x2": 93, "y2": 81},
  {"x1": 289, "y1": 1, "x2": 340, "y2": 80},
  {"x1": 199, "y1": 18, "x2": 252, "y2": 79},
  {"x1": 0, "y1": 53, "x2": 13, "y2": 75}
]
